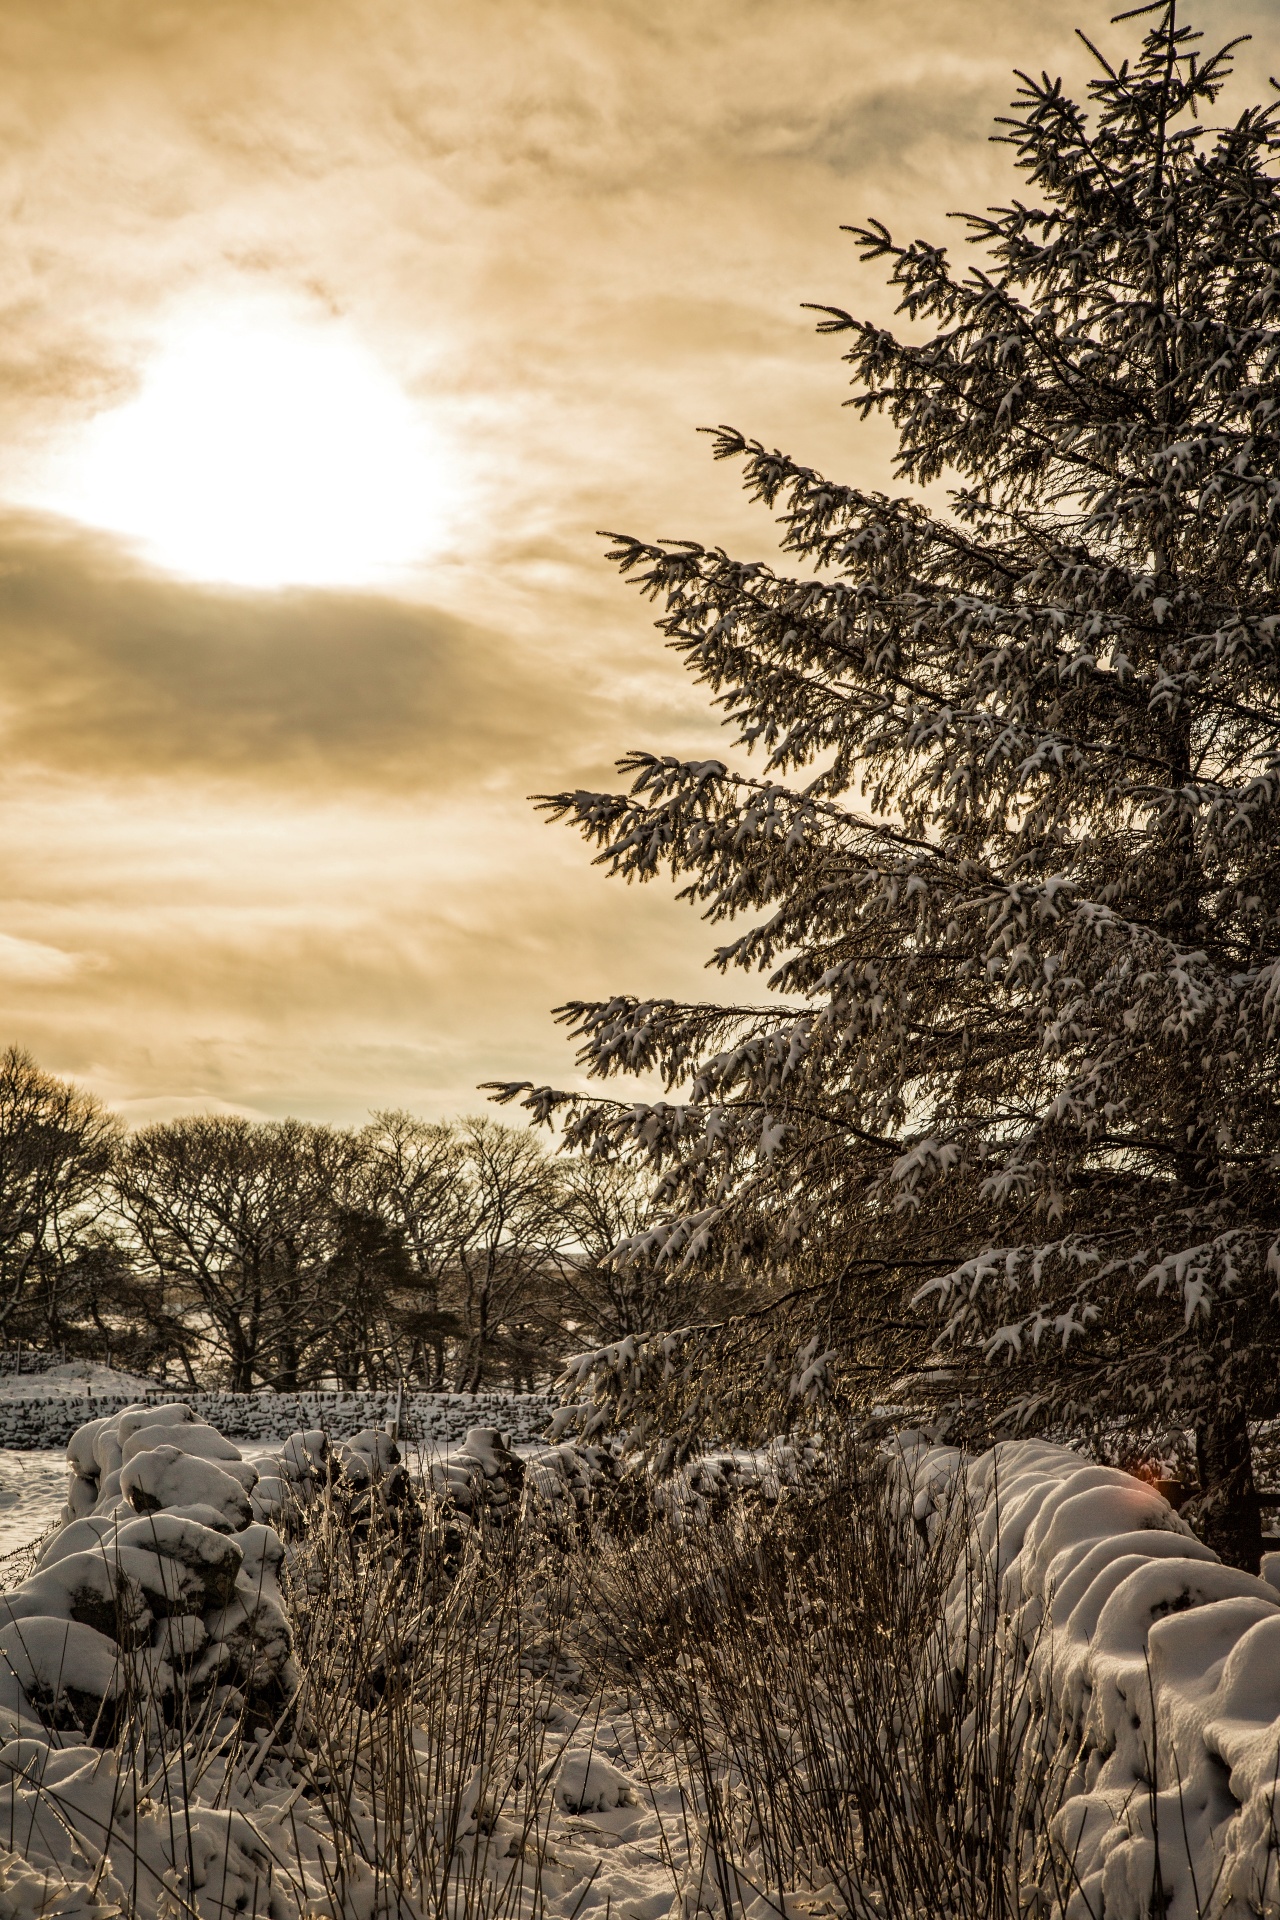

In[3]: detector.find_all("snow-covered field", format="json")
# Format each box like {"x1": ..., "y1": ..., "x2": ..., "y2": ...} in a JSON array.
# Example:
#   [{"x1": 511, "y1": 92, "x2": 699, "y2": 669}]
[
  {"x1": 0, "y1": 1363, "x2": 159, "y2": 1405},
  {"x1": 0, "y1": 1450, "x2": 67, "y2": 1559}
]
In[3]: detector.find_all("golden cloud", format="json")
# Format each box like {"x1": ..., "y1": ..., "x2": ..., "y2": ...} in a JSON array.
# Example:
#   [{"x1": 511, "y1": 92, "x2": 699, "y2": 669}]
[
  {"x1": 0, "y1": 512, "x2": 585, "y2": 790},
  {"x1": 0, "y1": 0, "x2": 1267, "y2": 1120}
]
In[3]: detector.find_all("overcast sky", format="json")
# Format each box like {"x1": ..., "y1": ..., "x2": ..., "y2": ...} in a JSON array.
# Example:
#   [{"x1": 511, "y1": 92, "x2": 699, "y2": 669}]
[{"x1": 0, "y1": 0, "x2": 1270, "y2": 1124}]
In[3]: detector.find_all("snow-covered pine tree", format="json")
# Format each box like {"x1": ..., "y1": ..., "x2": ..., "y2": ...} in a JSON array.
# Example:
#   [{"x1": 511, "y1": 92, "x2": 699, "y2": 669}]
[{"x1": 490, "y1": 4, "x2": 1280, "y2": 1568}]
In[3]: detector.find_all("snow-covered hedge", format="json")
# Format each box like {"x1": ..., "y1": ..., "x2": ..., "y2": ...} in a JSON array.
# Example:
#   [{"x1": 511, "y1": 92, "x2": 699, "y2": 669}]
[
  {"x1": 0, "y1": 1388, "x2": 555, "y2": 1450},
  {"x1": 893, "y1": 1435, "x2": 1280, "y2": 1920}
]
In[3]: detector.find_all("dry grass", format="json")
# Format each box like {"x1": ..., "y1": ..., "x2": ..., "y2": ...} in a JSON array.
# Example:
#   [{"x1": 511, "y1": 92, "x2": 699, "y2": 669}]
[
  {"x1": 279, "y1": 1490, "x2": 592, "y2": 1920},
  {"x1": 0, "y1": 1474, "x2": 594, "y2": 1919},
  {"x1": 584, "y1": 1450, "x2": 1070, "y2": 1920}
]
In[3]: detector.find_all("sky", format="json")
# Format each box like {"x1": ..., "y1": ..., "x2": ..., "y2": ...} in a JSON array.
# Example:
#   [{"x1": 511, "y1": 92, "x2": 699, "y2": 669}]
[{"x1": 0, "y1": 0, "x2": 1271, "y2": 1125}]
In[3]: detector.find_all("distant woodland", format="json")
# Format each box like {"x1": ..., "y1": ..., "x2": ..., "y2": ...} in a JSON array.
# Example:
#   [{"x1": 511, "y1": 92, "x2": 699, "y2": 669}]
[{"x1": 0, "y1": 1046, "x2": 698, "y2": 1392}]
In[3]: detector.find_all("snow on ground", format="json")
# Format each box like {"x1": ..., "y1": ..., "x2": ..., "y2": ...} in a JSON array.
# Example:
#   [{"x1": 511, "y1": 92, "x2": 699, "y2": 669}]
[
  {"x1": 0, "y1": 1363, "x2": 158, "y2": 1404},
  {"x1": 0, "y1": 1451, "x2": 67, "y2": 1558},
  {"x1": 19, "y1": 1409, "x2": 1280, "y2": 1920},
  {"x1": 30, "y1": 1402, "x2": 1280, "y2": 1920},
  {"x1": 501, "y1": 1718, "x2": 700, "y2": 1920}
]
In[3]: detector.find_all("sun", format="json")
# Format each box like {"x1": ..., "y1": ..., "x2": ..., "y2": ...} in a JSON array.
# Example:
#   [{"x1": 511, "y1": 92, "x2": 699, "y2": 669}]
[{"x1": 46, "y1": 304, "x2": 447, "y2": 590}]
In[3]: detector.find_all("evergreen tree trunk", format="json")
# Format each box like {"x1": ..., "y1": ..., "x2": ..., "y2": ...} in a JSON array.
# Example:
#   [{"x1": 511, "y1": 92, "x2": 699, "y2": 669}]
[{"x1": 1187, "y1": 1405, "x2": 1262, "y2": 1572}]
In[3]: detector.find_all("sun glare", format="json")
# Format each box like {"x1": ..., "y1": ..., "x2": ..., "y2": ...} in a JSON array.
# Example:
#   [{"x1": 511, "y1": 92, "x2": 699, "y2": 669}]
[{"x1": 48, "y1": 308, "x2": 447, "y2": 589}]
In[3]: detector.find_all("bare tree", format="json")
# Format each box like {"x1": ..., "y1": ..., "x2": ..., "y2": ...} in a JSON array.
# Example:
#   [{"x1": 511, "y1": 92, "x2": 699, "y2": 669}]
[
  {"x1": 360, "y1": 1112, "x2": 467, "y2": 1387},
  {"x1": 115, "y1": 1115, "x2": 357, "y2": 1390},
  {"x1": 0, "y1": 1059, "x2": 670, "y2": 1392},
  {"x1": 449, "y1": 1118, "x2": 564, "y2": 1392},
  {"x1": 20, "y1": 1230, "x2": 192, "y2": 1379},
  {"x1": 549, "y1": 1158, "x2": 674, "y2": 1344},
  {"x1": 0, "y1": 1047, "x2": 119, "y2": 1340}
]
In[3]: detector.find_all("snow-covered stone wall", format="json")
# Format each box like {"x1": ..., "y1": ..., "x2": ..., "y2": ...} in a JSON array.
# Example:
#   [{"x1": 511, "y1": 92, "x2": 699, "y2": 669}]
[
  {"x1": 0, "y1": 1388, "x2": 555, "y2": 1449},
  {"x1": 0, "y1": 1402, "x2": 440, "y2": 1917},
  {"x1": 894, "y1": 1435, "x2": 1280, "y2": 1920},
  {"x1": 0, "y1": 1398, "x2": 644, "y2": 1918}
]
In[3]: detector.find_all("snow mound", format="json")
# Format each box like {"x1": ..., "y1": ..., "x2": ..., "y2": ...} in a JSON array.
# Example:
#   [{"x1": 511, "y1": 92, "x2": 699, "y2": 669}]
[
  {"x1": 552, "y1": 1747, "x2": 636, "y2": 1813},
  {"x1": 248, "y1": 1422, "x2": 423, "y2": 1538},
  {"x1": 0, "y1": 1841, "x2": 117, "y2": 1920},
  {"x1": 0, "y1": 1404, "x2": 361, "y2": 1908},
  {"x1": 0, "y1": 1740, "x2": 299, "y2": 1920},
  {"x1": 120, "y1": 1443, "x2": 255, "y2": 1530},
  {"x1": 0, "y1": 1619, "x2": 121, "y2": 1736}
]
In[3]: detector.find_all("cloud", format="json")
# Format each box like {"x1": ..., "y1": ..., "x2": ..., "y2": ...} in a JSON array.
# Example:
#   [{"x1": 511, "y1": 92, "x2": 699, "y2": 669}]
[
  {"x1": 0, "y1": 933, "x2": 82, "y2": 982},
  {"x1": 758, "y1": 81, "x2": 998, "y2": 180},
  {"x1": 0, "y1": 0, "x2": 1269, "y2": 1125},
  {"x1": 0, "y1": 771, "x2": 719, "y2": 1122},
  {"x1": 0, "y1": 512, "x2": 584, "y2": 791}
]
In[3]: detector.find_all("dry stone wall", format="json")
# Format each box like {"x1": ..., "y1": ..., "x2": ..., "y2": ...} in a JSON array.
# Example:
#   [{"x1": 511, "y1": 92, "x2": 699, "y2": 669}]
[{"x1": 0, "y1": 1388, "x2": 555, "y2": 1450}]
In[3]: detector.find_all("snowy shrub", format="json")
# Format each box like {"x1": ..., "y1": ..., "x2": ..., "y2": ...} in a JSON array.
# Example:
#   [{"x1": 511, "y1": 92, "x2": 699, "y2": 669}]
[
  {"x1": 587, "y1": 1443, "x2": 1055, "y2": 1920},
  {"x1": 551, "y1": 1748, "x2": 635, "y2": 1814}
]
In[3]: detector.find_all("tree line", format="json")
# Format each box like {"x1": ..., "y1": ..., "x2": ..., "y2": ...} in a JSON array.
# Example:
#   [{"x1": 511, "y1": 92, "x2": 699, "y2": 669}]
[{"x1": 0, "y1": 1047, "x2": 684, "y2": 1392}]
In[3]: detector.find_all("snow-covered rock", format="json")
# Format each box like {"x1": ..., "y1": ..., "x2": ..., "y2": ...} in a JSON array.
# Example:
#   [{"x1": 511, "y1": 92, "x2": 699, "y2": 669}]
[
  {"x1": 112, "y1": 1511, "x2": 244, "y2": 1606},
  {"x1": 120, "y1": 1442, "x2": 256, "y2": 1530},
  {"x1": 0, "y1": 1619, "x2": 122, "y2": 1737},
  {"x1": 423, "y1": 1427, "x2": 526, "y2": 1524},
  {"x1": 250, "y1": 1422, "x2": 420, "y2": 1539},
  {"x1": 0, "y1": 1552, "x2": 152, "y2": 1647}
]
